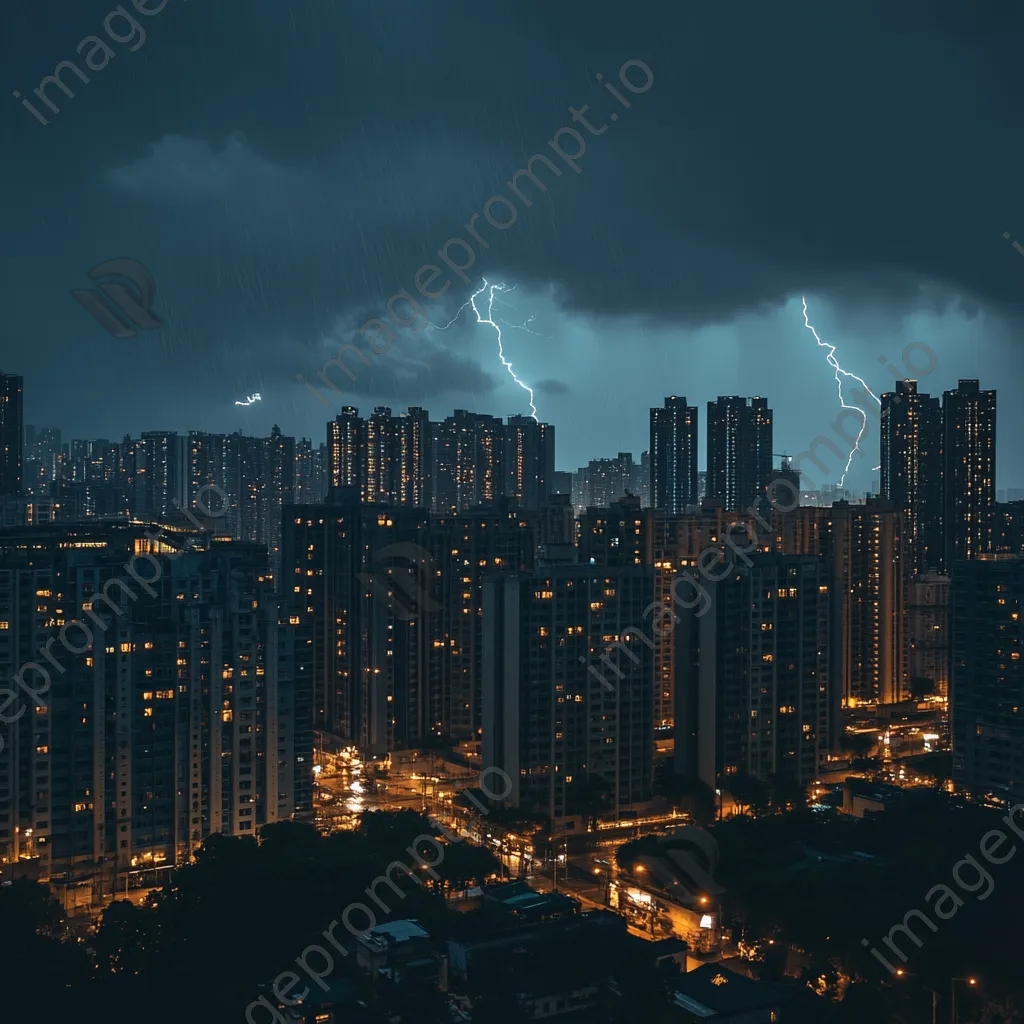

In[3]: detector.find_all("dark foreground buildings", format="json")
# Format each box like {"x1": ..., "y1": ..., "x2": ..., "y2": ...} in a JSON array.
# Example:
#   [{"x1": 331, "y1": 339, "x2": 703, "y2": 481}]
[
  {"x1": 0, "y1": 521, "x2": 311, "y2": 905},
  {"x1": 951, "y1": 556, "x2": 1024, "y2": 806}
]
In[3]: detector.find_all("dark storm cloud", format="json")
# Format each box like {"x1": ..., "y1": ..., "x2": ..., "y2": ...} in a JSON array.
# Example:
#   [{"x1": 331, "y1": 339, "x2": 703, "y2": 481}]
[
  {"x1": 535, "y1": 379, "x2": 569, "y2": 395},
  {"x1": 314, "y1": 342, "x2": 497, "y2": 402},
  {"x1": 2, "y1": 0, "x2": 1023, "y2": 473}
]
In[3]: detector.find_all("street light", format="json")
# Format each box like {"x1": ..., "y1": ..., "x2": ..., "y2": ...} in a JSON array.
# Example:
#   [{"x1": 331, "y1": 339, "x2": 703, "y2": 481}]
[
  {"x1": 893, "y1": 968, "x2": 939, "y2": 1024},
  {"x1": 951, "y1": 976, "x2": 978, "y2": 1024}
]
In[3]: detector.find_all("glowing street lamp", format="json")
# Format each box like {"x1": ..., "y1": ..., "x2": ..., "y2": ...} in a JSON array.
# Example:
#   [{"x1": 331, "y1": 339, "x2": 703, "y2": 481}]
[{"x1": 951, "y1": 976, "x2": 979, "y2": 1024}]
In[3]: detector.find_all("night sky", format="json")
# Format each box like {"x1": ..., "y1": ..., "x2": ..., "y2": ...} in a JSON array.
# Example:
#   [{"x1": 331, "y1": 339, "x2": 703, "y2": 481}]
[{"x1": 3, "y1": 0, "x2": 1023, "y2": 492}]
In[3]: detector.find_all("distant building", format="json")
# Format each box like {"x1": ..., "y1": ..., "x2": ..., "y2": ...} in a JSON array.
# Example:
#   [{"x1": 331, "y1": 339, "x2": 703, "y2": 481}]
[
  {"x1": 550, "y1": 470, "x2": 573, "y2": 497},
  {"x1": 577, "y1": 494, "x2": 651, "y2": 568},
  {"x1": 572, "y1": 454, "x2": 636, "y2": 511},
  {"x1": 670, "y1": 963, "x2": 788, "y2": 1022},
  {"x1": 637, "y1": 450, "x2": 651, "y2": 508},
  {"x1": 355, "y1": 920, "x2": 447, "y2": 991},
  {"x1": 842, "y1": 777, "x2": 907, "y2": 817},
  {"x1": 22, "y1": 425, "x2": 60, "y2": 497},
  {"x1": 706, "y1": 396, "x2": 772, "y2": 512},
  {"x1": 994, "y1": 500, "x2": 1024, "y2": 556},
  {"x1": 0, "y1": 372, "x2": 22, "y2": 498},
  {"x1": 880, "y1": 379, "x2": 943, "y2": 573},
  {"x1": 765, "y1": 456, "x2": 800, "y2": 511},
  {"x1": 505, "y1": 415, "x2": 555, "y2": 509},
  {"x1": 188, "y1": 427, "x2": 296, "y2": 572},
  {"x1": 134, "y1": 431, "x2": 186, "y2": 517},
  {"x1": 943, "y1": 379, "x2": 996, "y2": 566},
  {"x1": 650, "y1": 396, "x2": 698, "y2": 514},
  {"x1": 294, "y1": 437, "x2": 326, "y2": 504},
  {"x1": 327, "y1": 406, "x2": 364, "y2": 492}
]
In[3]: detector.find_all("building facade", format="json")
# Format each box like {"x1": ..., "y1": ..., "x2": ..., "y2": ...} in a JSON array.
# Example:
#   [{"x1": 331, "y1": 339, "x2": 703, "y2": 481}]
[
  {"x1": 0, "y1": 524, "x2": 310, "y2": 904},
  {"x1": 482, "y1": 563, "x2": 655, "y2": 822},
  {"x1": 951, "y1": 556, "x2": 1024, "y2": 806},
  {"x1": 650, "y1": 397, "x2": 698, "y2": 515},
  {"x1": 706, "y1": 396, "x2": 772, "y2": 513}
]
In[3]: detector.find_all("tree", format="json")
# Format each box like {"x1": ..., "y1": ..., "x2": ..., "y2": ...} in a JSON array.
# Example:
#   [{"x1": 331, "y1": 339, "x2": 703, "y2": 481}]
[
  {"x1": 655, "y1": 767, "x2": 717, "y2": 825},
  {"x1": 768, "y1": 773, "x2": 807, "y2": 813},
  {"x1": 570, "y1": 774, "x2": 613, "y2": 830},
  {"x1": 971, "y1": 997, "x2": 1024, "y2": 1024},
  {"x1": 727, "y1": 773, "x2": 770, "y2": 815},
  {"x1": 840, "y1": 730, "x2": 877, "y2": 759}
]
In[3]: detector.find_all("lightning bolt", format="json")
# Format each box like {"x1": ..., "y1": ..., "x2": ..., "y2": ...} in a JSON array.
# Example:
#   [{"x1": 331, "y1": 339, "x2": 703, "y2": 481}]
[
  {"x1": 234, "y1": 393, "x2": 261, "y2": 407},
  {"x1": 499, "y1": 313, "x2": 543, "y2": 336},
  {"x1": 435, "y1": 279, "x2": 538, "y2": 422},
  {"x1": 801, "y1": 297, "x2": 880, "y2": 487}
]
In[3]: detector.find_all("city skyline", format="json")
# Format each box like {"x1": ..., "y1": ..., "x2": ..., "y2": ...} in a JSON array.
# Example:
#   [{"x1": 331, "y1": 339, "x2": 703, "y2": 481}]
[{"x1": 13, "y1": 372, "x2": 1021, "y2": 493}]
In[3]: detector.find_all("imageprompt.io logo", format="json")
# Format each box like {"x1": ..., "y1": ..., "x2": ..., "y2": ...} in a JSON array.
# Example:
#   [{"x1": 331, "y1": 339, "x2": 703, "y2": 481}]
[{"x1": 72, "y1": 258, "x2": 162, "y2": 339}]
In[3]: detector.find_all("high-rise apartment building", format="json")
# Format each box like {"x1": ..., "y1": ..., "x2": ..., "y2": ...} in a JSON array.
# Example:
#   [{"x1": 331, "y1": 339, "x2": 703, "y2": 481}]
[
  {"x1": 706, "y1": 396, "x2": 772, "y2": 512},
  {"x1": 650, "y1": 397, "x2": 699, "y2": 515},
  {"x1": 577, "y1": 494, "x2": 651, "y2": 568},
  {"x1": 482, "y1": 563, "x2": 655, "y2": 823},
  {"x1": 637, "y1": 450, "x2": 651, "y2": 508},
  {"x1": 765, "y1": 457, "x2": 801, "y2": 512},
  {"x1": 325, "y1": 406, "x2": 552, "y2": 513},
  {"x1": 0, "y1": 524, "x2": 309, "y2": 904},
  {"x1": 327, "y1": 407, "x2": 364, "y2": 492},
  {"x1": 281, "y1": 490, "x2": 432, "y2": 753},
  {"x1": 432, "y1": 410, "x2": 506, "y2": 512},
  {"x1": 23, "y1": 426, "x2": 61, "y2": 496},
  {"x1": 573, "y1": 454, "x2": 637, "y2": 512},
  {"x1": 294, "y1": 438, "x2": 326, "y2": 505},
  {"x1": 773, "y1": 499, "x2": 907, "y2": 707},
  {"x1": 327, "y1": 406, "x2": 430, "y2": 508},
  {"x1": 829, "y1": 499, "x2": 908, "y2": 706},
  {"x1": 909, "y1": 573, "x2": 950, "y2": 698},
  {"x1": 400, "y1": 407, "x2": 431, "y2": 508},
  {"x1": 425, "y1": 500, "x2": 538, "y2": 742},
  {"x1": 674, "y1": 554, "x2": 831, "y2": 789},
  {"x1": 880, "y1": 379, "x2": 943, "y2": 573},
  {"x1": 134, "y1": 432, "x2": 186, "y2": 518},
  {"x1": 364, "y1": 406, "x2": 402, "y2": 503},
  {"x1": 0, "y1": 372, "x2": 24, "y2": 498},
  {"x1": 188, "y1": 429, "x2": 296, "y2": 572},
  {"x1": 995, "y1": 501, "x2": 1024, "y2": 556},
  {"x1": 951, "y1": 556, "x2": 1024, "y2": 806},
  {"x1": 943, "y1": 379, "x2": 996, "y2": 566},
  {"x1": 505, "y1": 415, "x2": 555, "y2": 509}
]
